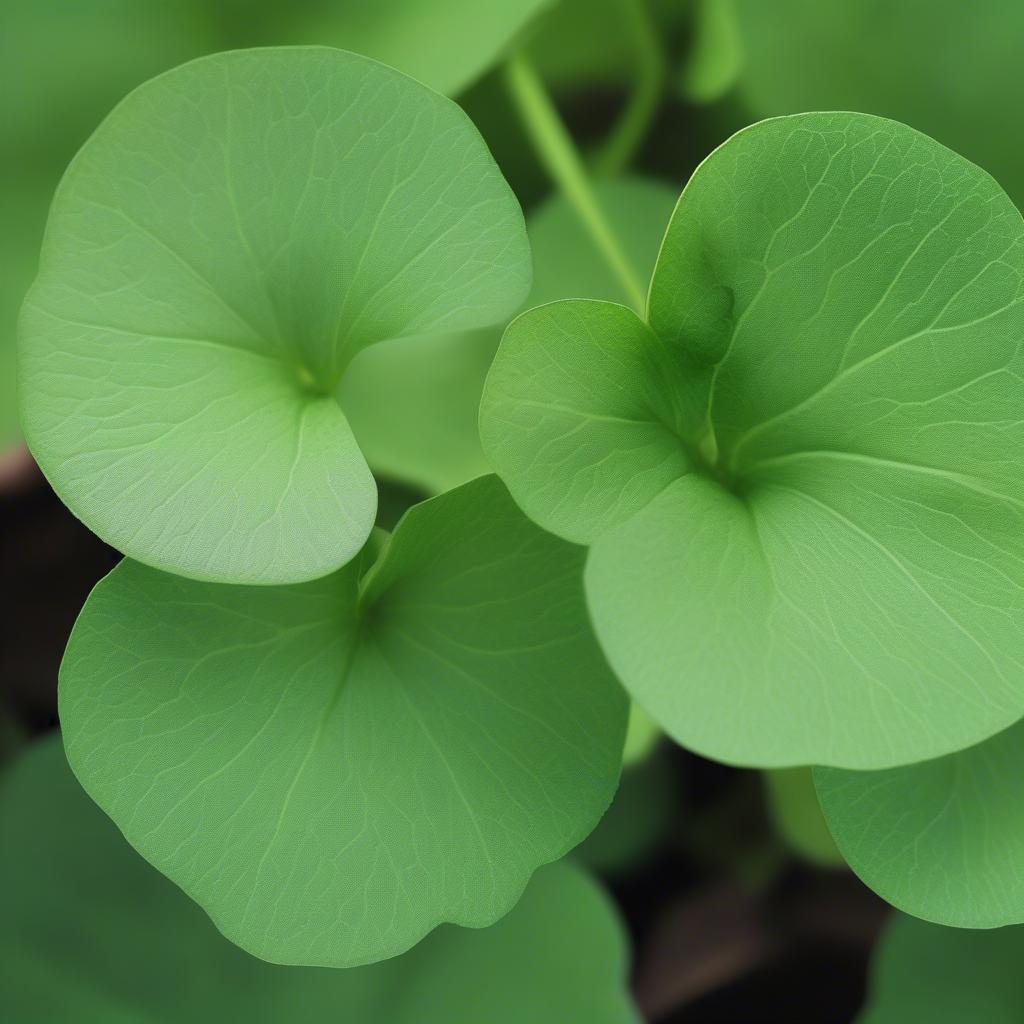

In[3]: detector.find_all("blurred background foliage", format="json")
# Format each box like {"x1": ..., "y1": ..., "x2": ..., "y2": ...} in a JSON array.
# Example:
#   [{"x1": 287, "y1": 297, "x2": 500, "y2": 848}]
[{"x1": 3, "y1": 1, "x2": 1023, "y2": 1020}]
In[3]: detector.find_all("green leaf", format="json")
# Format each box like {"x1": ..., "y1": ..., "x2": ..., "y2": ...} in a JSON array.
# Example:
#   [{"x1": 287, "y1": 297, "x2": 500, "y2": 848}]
[
  {"x1": 269, "y1": 0, "x2": 553, "y2": 97},
  {"x1": 481, "y1": 111, "x2": 1024, "y2": 769},
  {"x1": 816, "y1": 718, "x2": 1024, "y2": 928},
  {"x1": 526, "y1": 177, "x2": 679, "y2": 310},
  {"x1": 341, "y1": 176, "x2": 678, "y2": 494},
  {"x1": 2, "y1": 0, "x2": 214, "y2": 171},
  {"x1": 19, "y1": 47, "x2": 529, "y2": 584},
  {"x1": 527, "y1": 0, "x2": 690, "y2": 92},
  {"x1": 763, "y1": 768, "x2": 842, "y2": 868},
  {"x1": 857, "y1": 912, "x2": 1024, "y2": 1023},
  {"x1": 733, "y1": 0, "x2": 1024, "y2": 206},
  {"x1": 0, "y1": 737, "x2": 639, "y2": 1023},
  {"x1": 2, "y1": 1, "x2": 215, "y2": 450},
  {"x1": 679, "y1": 0, "x2": 743, "y2": 104},
  {"x1": 339, "y1": 328, "x2": 497, "y2": 495},
  {"x1": 60, "y1": 475, "x2": 627, "y2": 967}
]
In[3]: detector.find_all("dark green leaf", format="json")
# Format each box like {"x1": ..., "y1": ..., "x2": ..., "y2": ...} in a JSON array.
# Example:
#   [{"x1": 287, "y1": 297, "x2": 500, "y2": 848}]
[
  {"x1": 857, "y1": 910, "x2": 1024, "y2": 1023},
  {"x1": 0, "y1": 737, "x2": 639, "y2": 1023}
]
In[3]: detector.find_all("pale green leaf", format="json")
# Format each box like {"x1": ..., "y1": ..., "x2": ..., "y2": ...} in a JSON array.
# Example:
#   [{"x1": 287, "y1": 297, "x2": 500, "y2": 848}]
[
  {"x1": 339, "y1": 328, "x2": 497, "y2": 495},
  {"x1": 0, "y1": 737, "x2": 638, "y2": 1023},
  {"x1": 816, "y1": 718, "x2": 1024, "y2": 927},
  {"x1": 342, "y1": 176, "x2": 677, "y2": 495},
  {"x1": 857, "y1": 911, "x2": 1024, "y2": 1023},
  {"x1": 482, "y1": 300, "x2": 687, "y2": 545},
  {"x1": 481, "y1": 112, "x2": 1024, "y2": 769},
  {"x1": 60, "y1": 475, "x2": 627, "y2": 967},
  {"x1": 20, "y1": 48, "x2": 529, "y2": 584}
]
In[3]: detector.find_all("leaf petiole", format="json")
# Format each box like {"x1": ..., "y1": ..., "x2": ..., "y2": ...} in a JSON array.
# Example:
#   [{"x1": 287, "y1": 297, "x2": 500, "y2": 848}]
[
  {"x1": 503, "y1": 50, "x2": 647, "y2": 314},
  {"x1": 591, "y1": 0, "x2": 666, "y2": 177}
]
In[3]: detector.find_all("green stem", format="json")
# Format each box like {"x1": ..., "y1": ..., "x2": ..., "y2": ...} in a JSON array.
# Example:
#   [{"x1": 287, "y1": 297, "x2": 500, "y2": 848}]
[
  {"x1": 592, "y1": 0, "x2": 666, "y2": 177},
  {"x1": 503, "y1": 51, "x2": 647, "y2": 314}
]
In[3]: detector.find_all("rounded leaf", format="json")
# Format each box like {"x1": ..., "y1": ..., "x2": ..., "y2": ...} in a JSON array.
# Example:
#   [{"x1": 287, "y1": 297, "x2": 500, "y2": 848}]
[
  {"x1": 0, "y1": 737, "x2": 638, "y2": 1023},
  {"x1": 816, "y1": 718, "x2": 1024, "y2": 928},
  {"x1": 59, "y1": 475, "x2": 627, "y2": 967},
  {"x1": 20, "y1": 47, "x2": 529, "y2": 584},
  {"x1": 482, "y1": 112, "x2": 1024, "y2": 768}
]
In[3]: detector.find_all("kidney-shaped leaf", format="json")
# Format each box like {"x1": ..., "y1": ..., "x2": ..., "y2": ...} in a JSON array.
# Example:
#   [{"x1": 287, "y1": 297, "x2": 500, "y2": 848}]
[
  {"x1": 1, "y1": 737, "x2": 638, "y2": 1023},
  {"x1": 816, "y1": 717, "x2": 1024, "y2": 928},
  {"x1": 60, "y1": 474, "x2": 626, "y2": 967},
  {"x1": 19, "y1": 47, "x2": 529, "y2": 585},
  {"x1": 856, "y1": 910, "x2": 1024, "y2": 1023},
  {"x1": 481, "y1": 112, "x2": 1024, "y2": 769}
]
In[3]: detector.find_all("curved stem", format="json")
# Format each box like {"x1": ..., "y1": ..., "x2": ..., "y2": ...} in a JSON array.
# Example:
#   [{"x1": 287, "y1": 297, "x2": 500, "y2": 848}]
[
  {"x1": 592, "y1": 0, "x2": 666, "y2": 177},
  {"x1": 503, "y1": 51, "x2": 647, "y2": 313}
]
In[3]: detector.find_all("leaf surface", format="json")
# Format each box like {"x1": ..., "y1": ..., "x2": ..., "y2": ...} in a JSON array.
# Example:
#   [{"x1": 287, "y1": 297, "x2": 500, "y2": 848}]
[
  {"x1": 0, "y1": 737, "x2": 638, "y2": 1022},
  {"x1": 20, "y1": 47, "x2": 529, "y2": 584},
  {"x1": 857, "y1": 910, "x2": 1024, "y2": 1023},
  {"x1": 816, "y1": 718, "x2": 1024, "y2": 927},
  {"x1": 482, "y1": 112, "x2": 1024, "y2": 768},
  {"x1": 341, "y1": 176, "x2": 678, "y2": 495},
  {"x1": 60, "y1": 475, "x2": 626, "y2": 966}
]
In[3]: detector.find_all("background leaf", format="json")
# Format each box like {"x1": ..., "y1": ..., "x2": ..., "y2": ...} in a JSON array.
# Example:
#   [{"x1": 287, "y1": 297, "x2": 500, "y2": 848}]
[
  {"x1": 20, "y1": 47, "x2": 529, "y2": 584},
  {"x1": 1, "y1": 0, "x2": 217, "y2": 451},
  {"x1": 732, "y1": 0, "x2": 1024, "y2": 206},
  {"x1": 266, "y1": 0, "x2": 554, "y2": 97},
  {"x1": 857, "y1": 910, "x2": 1024, "y2": 1023},
  {"x1": 816, "y1": 718, "x2": 1024, "y2": 927},
  {"x1": 60, "y1": 475, "x2": 627, "y2": 966},
  {"x1": 0, "y1": 736, "x2": 638, "y2": 1023},
  {"x1": 762, "y1": 768, "x2": 842, "y2": 868},
  {"x1": 678, "y1": 0, "x2": 743, "y2": 105}
]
